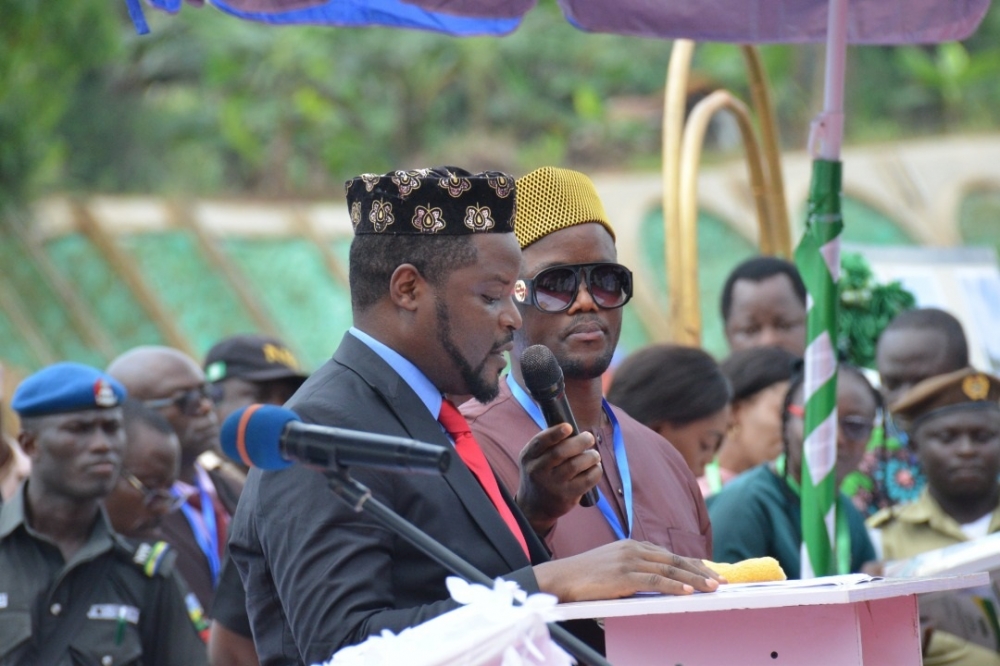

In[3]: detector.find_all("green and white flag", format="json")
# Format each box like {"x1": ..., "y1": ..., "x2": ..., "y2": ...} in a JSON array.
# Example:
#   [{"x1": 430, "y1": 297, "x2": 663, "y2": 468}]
[{"x1": 794, "y1": 158, "x2": 843, "y2": 578}]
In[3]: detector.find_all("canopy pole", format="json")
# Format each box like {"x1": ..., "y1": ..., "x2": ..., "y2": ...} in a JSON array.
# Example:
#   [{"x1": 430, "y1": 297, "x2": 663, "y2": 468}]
[
  {"x1": 797, "y1": 0, "x2": 849, "y2": 579},
  {"x1": 810, "y1": 0, "x2": 849, "y2": 161}
]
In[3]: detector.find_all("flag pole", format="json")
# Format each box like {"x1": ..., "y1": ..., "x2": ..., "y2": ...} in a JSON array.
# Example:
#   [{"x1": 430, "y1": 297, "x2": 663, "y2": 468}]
[{"x1": 794, "y1": 0, "x2": 848, "y2": 579}]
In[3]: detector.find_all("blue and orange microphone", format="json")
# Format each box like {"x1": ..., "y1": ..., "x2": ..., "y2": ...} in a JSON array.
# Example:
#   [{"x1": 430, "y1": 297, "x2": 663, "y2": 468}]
[{"x1": 221, "y1": 404, "x2": 451, "y2": 474}]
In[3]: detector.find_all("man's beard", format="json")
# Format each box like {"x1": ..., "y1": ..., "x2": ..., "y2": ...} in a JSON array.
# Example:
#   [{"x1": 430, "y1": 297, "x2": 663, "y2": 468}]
[
  {"x1": 559, "y1": 347, "x2": 615, "y2": 381},
  {"x1": 436, "y1": 298, "x2": 507, "y2": 404},
  {"x1": 525, "y1": 314, "x2": 616, "y2": 381}
]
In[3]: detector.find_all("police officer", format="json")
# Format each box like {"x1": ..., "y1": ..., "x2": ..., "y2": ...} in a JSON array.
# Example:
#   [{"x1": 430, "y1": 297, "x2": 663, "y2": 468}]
[
  {"x1": 869, "y1": 367, "x2": 1000, "y2": 666},
  {"x1": 0, "y1": 362, "x2": 208, "y2": 666}
]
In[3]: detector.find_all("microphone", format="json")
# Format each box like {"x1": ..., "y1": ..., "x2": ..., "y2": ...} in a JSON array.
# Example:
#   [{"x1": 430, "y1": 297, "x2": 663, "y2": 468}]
[
  {"x1": 220, "y1": 404, "x2": 451, "y2": 475},
  {"x1": 519, "y1": 345, "x2": 599, "y2": 508}
]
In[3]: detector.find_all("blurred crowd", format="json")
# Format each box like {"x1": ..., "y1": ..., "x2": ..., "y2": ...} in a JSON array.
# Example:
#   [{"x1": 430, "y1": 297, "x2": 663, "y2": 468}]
[{"x1": 1, "y1": 165, "x2": 999, "y2": 666}]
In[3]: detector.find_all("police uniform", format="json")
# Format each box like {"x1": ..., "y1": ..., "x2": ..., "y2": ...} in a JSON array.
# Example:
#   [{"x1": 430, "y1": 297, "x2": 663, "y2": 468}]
[
  {"x1": 868, "y1": 368, "x2": 1000, "y2": 666},
  {"x1": 0, "y1": 486, "x2": 209, "y2": 666},
  {"x1": 0, "y1": 362, "x2": 209, "y2": 666}
]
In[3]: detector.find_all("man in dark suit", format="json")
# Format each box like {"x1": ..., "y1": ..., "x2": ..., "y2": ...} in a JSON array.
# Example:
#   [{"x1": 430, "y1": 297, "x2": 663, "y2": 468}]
[{"x1": 229, "y1": 167, "x2": 720, "y2": 666}]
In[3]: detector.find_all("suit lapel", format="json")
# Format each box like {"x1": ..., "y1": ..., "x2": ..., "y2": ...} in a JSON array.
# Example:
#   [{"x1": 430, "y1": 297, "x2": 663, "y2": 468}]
[{"x1": 333, "y1": 333, "x2": 534, "y2": 570}]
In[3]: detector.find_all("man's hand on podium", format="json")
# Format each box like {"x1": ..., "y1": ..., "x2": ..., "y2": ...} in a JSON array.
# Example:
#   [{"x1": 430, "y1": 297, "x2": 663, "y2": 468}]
[{"x1": 532, "y1": 540, "x2": 724, "y2": 602}]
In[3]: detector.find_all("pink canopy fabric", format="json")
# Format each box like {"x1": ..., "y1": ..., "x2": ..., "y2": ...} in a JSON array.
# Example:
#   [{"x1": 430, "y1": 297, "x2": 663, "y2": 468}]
[{"x1": 552, "y1": 0, "x2": 988, "y2": 43}]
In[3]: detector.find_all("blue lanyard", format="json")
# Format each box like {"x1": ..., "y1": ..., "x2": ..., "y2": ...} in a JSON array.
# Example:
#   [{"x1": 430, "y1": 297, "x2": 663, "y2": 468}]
[
  {"x1": 505, "y1": 374, "x2": 633, "y2": 540},
  {"x1": 177, "y1": 467, "x2": 221, "y2": 587}
]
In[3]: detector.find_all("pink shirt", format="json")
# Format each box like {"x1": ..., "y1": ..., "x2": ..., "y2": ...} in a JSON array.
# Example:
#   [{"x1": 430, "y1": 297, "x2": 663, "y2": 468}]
[{"x1": 461, "y1": 379, "x2": 712, "y2": 560}]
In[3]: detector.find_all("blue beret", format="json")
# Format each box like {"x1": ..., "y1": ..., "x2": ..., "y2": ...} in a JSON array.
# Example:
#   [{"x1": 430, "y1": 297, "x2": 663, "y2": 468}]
[{"x1": 12, "y1": 362, "x2": 127, "y2": 418}]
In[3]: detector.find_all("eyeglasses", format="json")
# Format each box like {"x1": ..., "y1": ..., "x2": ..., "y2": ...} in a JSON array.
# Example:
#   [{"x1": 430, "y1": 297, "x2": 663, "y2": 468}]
[
  {"x1": 143, "y1": 384, "x2": 223, "y2": 416},
  {"x1": 119, "y1": 469, "x2": 190, "y2": 512},
  {"x1": 514, "y1": 263, "x2": 633, "y2": 313},
  {"x1": 787, "y1": 404, "x2": 875, "y2": 442}
]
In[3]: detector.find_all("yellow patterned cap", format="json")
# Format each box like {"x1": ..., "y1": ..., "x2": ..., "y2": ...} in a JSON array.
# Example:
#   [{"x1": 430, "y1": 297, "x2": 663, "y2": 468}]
[{"x1": 514, "y1": 167, "x2": 615, "y2": 249}]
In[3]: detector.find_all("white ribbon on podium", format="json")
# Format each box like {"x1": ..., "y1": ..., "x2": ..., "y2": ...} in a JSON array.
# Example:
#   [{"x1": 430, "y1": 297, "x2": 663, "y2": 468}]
[{"x1": 318, "y1": 577, "x2": 574, "y2": 666}]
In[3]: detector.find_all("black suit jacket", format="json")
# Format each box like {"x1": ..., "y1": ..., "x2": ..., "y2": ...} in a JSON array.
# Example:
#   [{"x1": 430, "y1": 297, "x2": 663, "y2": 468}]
[{"x1": 229, "y1": 332, "x2": 554, "y2": 666}]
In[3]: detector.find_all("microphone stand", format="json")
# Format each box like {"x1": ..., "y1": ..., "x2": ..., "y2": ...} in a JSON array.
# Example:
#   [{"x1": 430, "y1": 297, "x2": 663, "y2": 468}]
[{"x1": 326, "y1": 468, "x2": 611, "y2": 666}]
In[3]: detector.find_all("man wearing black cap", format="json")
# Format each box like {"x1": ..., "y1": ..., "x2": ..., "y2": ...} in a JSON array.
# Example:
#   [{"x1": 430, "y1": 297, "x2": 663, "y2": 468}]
[
  {"x1": 204, "y1": 334, "x2": 306, "y2": 666},
  {"x1": 0, "y1": 362, "x2": 208, "y2": 665},
  {"x1": 229, "y1": 167, "x2": 719, "y2": 665},
  {"x1": 204, "y1": 333, "x2": 308, "y2": 424}
]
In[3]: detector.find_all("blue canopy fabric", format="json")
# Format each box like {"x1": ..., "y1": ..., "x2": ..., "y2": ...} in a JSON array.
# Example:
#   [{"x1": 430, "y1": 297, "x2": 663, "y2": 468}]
[
  {"x1": 146, "y1": 0, "x2": 519, "y2": 35},
  {"x1": 214, "y1": 0, "x2": 519, "y2": 34}
]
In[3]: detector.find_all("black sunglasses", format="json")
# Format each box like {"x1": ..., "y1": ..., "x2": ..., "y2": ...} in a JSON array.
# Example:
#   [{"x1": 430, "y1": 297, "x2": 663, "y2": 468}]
[
  {"x1": 143, "y1": 384, "x2": 223, "y2": 416},
  {"x1": 514, "y1": 262, "x2": 633, "y2": 313}
]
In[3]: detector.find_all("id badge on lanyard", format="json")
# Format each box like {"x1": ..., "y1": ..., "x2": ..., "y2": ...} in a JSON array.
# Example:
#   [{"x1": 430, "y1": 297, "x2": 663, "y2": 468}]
[{"x1": 506, "y1": 374, "x2": 633, "y2": 540}]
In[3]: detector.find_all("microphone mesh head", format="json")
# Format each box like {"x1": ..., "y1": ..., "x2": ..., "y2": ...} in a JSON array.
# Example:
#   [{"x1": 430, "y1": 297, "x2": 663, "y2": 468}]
[{"x1": 520, "y1": 345, "x2": 563, "y2": 396}]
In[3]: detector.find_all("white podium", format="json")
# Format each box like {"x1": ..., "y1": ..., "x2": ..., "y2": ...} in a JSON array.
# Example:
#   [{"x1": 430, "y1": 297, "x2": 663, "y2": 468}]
[{"x1": 553, "y1": 573, "x2": 988, "y2": 665}]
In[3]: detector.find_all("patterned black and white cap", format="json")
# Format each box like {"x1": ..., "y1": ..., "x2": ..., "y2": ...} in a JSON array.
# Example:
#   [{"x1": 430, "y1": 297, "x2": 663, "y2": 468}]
[{"x1": 345, "y1": 166, "x2": 516, "y2": 236}]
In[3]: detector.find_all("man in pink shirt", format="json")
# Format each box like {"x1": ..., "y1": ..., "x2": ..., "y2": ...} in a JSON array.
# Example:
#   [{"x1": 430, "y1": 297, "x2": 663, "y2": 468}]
[{"x1": 462, "y1": 167, "x2": 711, "y2": 560}]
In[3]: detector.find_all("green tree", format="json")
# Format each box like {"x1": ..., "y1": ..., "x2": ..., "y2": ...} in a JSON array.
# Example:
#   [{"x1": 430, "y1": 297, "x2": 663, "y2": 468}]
[
  {"x1": 6, "y1": 0, "x2": 1000, "y2": 202},
  {"x1": 0, "y1": 0, "x2": 121, "y2": 208}
]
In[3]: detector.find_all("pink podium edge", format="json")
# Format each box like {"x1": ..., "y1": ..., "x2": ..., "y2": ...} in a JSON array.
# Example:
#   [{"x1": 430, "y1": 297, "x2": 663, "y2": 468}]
[{"x1": 552, "y1": 574, "x2": 987, "y2": 666}]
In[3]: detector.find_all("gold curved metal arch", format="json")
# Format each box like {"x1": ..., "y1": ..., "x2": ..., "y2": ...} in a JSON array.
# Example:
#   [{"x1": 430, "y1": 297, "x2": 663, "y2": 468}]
[
  {"x1": 740, "y1": 45, "x2": 792, "y2": 259},
  {"x1": 676, "y1": 90, "x2": 772, "y2": 345},
  {"x1": 662, "y1": 41, "x2": 792, "y2": 345},
  {"x1": 662, "y1": 40, "x2": 696, "y2": 344}
]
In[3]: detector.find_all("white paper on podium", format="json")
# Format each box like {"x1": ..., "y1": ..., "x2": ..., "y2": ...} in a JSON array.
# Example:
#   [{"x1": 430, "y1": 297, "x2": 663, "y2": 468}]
[
  {"x1": 318, "y1": 578, "x2": 574, "y2": 666},
  {"x1": 885, "y1": 535, "x2": 1000, "y2": 651},
  {"x1": 885, "y1": 532, "x2": 1000, "y2": 579},
  {"x1": 710, "y1": 573, "x2": 881, "y2": 594}
]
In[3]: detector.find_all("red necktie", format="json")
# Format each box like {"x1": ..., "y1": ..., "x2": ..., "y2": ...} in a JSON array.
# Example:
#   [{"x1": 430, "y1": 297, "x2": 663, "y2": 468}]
[{"x1": 438, "y1": 399, "x2": 530, "y2": 558}]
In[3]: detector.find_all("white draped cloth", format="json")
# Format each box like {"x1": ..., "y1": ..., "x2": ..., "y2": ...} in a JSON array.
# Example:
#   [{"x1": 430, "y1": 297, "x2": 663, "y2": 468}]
[{"x1": 317, "y1": 577, "x2": 574, "y2": 666}]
